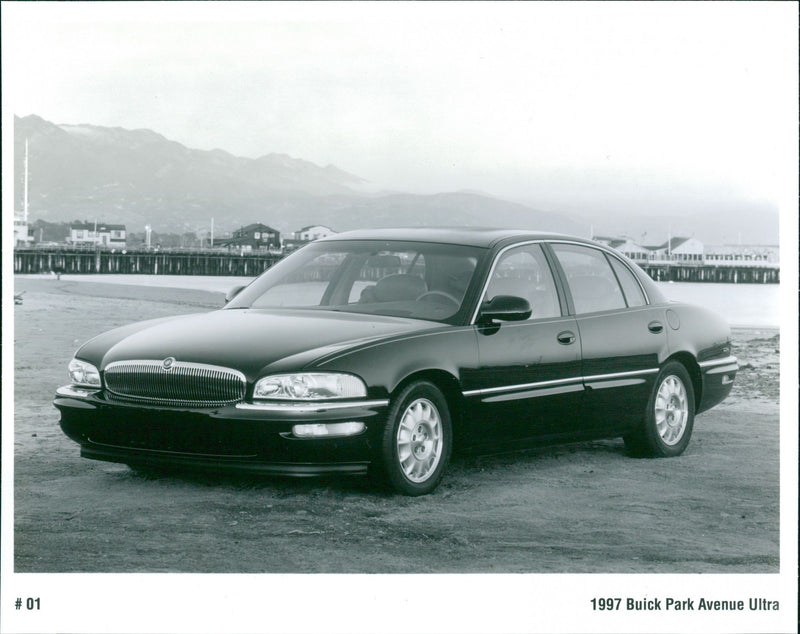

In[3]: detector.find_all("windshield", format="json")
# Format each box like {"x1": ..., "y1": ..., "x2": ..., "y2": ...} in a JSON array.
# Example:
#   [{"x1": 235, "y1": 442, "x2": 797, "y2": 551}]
[{"x1": 226, "y1": 240, "x2": 485, "y2": 323}]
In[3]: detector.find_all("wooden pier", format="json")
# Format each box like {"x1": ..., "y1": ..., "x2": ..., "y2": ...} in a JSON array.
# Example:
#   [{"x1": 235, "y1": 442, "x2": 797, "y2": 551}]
[
  {"x1": 13, "y1": 248, "x2": 780, "y2": 284},
  {"x1": 13, "y1": 248, "x2": 283, "y2": 277},
  {"x1": 639, "y1": 262, "x2": 779, "y2": 284}
]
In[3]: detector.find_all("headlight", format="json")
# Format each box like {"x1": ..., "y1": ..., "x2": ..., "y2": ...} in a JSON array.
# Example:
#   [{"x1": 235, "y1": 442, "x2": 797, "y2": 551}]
[
  {"x1": 68, "y1": 359, "x2": 101, "y2": 388},
  {"x1": 253, "y1": 373, "x2": 367, "y2": 400}
]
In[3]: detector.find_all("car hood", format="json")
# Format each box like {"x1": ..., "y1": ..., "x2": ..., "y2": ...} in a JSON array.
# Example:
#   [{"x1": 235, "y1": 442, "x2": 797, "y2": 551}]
[{"x1": 85, "y1": 308, "x2": 437, "y2": 380}]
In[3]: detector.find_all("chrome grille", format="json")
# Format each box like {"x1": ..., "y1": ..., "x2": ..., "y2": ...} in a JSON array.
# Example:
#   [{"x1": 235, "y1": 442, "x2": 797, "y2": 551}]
[{"x1": 104, "y1": 360, "x2": 246, "y2": 407}]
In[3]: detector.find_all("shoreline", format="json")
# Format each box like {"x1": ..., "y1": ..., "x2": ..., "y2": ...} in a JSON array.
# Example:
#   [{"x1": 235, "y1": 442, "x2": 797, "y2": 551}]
[{"x1": 14, "y1": 272, "x2": 255, "y2": 295}]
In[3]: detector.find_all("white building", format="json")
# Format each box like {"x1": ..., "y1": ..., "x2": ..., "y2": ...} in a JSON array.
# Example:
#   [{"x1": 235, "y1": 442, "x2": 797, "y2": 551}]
[
  {"x1": 594, "y1": 233, "x2": 780, "y2": 269},
  {"x1": 293, "y1": 225, "x2": 336, "y2": 242},
  {"x1": 69, "y1": 223, "x2": 127, "y2": 247},
  {"x1": 704, "y1": 244, "x2": 778, "y2": 264},
  {"x1": 14, "y1": 214, "x2": 33, "y2": 246},
  {"x1": 659, "y1": 237, "x2": 704, "y2": 261},
  {"x1": 593, "y1": 236, "x2": 651, "y2": 262}
]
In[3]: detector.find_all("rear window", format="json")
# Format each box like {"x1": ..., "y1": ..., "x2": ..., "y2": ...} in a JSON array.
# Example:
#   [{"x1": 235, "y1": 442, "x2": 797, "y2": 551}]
[{"x1": 608, "y1": 255, "x2": 647, "y2": 307}]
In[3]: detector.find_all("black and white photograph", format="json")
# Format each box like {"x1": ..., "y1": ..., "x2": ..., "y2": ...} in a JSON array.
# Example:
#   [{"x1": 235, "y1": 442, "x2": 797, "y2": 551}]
[{"x1": 2, "y1": 2, "x2": 797, "y2": 633}]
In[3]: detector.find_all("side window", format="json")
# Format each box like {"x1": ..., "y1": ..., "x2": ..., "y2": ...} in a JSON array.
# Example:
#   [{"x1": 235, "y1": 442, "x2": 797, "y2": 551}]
[
  {"x1": 484, "y1": 244, "x2": 560, "y2": 320},
  {"x1": 608, "y1": 255, "x2": 647, "y2": 307},
  {"x1": 551, "y1": 244, "x2": 626, "y2": 314}
]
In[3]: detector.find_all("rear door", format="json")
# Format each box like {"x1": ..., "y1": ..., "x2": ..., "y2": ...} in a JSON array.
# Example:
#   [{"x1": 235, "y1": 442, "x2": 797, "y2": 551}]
[{"x1": 547, "y1": 242, "x2": 667, "y2": 434}]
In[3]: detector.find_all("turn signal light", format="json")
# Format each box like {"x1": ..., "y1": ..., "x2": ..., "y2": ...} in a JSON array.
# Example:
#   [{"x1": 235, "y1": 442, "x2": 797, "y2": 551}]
[{"x1": 292, "y1": 422, "x2": 365, "y2": 438}]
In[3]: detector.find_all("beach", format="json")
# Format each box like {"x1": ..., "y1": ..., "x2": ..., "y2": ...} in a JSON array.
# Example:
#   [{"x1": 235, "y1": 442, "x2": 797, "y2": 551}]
[{"x1": 12, "y1": 275, "x2": 780, "y2": 573}]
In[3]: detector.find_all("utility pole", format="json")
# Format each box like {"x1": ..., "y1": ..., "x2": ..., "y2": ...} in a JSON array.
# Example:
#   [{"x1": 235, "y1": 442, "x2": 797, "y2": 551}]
[
  {"x1": 23, "y1": 139, "x2": 29, "y2": 224},
  {"x1": 667, "y1": 224, "x2": 672, "y2": 257}
]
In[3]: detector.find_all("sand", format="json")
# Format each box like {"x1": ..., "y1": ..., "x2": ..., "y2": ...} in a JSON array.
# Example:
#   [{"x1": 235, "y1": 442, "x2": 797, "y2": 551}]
[{"x1": 12, "y1": 276, "x2": 779, "y2": 573}]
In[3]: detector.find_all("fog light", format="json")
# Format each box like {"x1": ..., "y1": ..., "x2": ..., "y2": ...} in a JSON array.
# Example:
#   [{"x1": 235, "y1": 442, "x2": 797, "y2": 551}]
[{"x1": 292, "y1": 422, "x2": 365, "y2": 438}]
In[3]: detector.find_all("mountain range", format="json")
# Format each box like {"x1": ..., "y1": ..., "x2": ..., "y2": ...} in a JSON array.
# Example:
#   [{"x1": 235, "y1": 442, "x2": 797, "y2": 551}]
[
  {"x1": 13, "y1": 114, "x2": 778, "y2": 244},
  {"x1": 13, "y1": 114, "x2": 584, "y2": 238}
]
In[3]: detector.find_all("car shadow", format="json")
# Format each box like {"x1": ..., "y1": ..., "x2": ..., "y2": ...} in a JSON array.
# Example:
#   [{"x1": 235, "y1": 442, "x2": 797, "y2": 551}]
[
  {"x1": 121, "y1": 437, "x2": 631, "y2": 496},
  {"x1": 123, "y1": 464, "x2": 389, "y2": 495},
  {"x1": 453, "y1": 437, "x2": 630, "y2": 467}
]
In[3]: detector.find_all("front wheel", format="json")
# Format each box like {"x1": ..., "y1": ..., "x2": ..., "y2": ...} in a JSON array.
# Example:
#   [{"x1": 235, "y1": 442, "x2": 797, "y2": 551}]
[
  {"x1": 625, "y1": 361, "x2": 695, "y2": 457},
  {"x1": 378, "y1": 381, "x2": 452, "y2": 495}
]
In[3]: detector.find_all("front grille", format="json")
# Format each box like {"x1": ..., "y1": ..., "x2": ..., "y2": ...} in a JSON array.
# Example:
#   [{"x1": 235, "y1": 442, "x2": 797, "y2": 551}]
[{"x1": 104, "y1": 360, "x2": 246, "y2": 407}]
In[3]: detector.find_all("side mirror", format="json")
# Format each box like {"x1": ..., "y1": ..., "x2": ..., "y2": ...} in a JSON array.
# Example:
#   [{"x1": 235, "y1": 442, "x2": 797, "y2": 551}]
[
  {"x1": 479, "y1": 295, "x2": 532, "y2": 323},
  {"x1": 225, "y1": 285, "x2": 246, "y2": 304}
]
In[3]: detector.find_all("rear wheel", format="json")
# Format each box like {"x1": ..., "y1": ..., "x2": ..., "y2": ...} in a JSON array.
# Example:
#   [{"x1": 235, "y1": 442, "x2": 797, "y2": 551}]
[
  {"x1": 378, "y1": 381, "x2": 452, "y2": 495},
  {"x1": 625, "y1": 361, "x2": 695, "y2": 457}
]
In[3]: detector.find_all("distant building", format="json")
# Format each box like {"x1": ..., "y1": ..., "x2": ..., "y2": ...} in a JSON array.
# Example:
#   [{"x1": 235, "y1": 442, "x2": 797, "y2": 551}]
[
  {"x1": 656, "y1": 237, "x2": 704, "y2": 261},
  {"x1": 293, "y1": 225, "x2": 336, "y2": 242},
  {"x1": 592, "y1": 236, "x2": 650, "y2": 261},
  {"x1": 704, "y1": 244, "x2": 778, "y2": 264},
  {"x1": 31, "y1": 221, "x2": 70, "y2": 244},
  {"x1": 14, "y1": 214, "x2": 33, "y2": 247},
  {"x1": 593, "y1": 234, "x2": 778, "y2": 268},
  {"x1": 594, "y1": 235, "x2": 706, "y2": 262},
  {"x1": 68, "y1": 222, "x2": 127, "y2": 247},
  {"x1": 280, "y1": 224, "x2": 337, "y2": 252},
  {"x1": 222, "y1": 223, "x2": 281, "y2": 250},
  {"x1": 592, "y1": 235, "x2": 626, "y2": 249}
]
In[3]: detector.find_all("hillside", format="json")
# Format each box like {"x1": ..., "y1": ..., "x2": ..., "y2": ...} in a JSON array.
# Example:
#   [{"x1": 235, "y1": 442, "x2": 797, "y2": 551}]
[{"x1": 13, "y1": 115, "x2": 581, "y2": 236}]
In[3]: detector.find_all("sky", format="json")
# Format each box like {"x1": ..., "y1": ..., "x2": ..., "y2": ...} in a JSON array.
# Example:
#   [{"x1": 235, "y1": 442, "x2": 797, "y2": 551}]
[{"x1": 3, "y1": 1, "x2": 797, "y2": 226}]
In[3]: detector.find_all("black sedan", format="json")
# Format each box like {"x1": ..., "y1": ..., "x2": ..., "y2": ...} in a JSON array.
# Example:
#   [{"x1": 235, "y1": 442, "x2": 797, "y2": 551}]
[{"x1": 55, "y1": 228, "x2": 738, "y2": 495}]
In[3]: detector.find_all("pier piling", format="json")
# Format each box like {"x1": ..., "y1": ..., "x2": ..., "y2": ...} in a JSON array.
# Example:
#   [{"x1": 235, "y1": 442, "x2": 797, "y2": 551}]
[{"x1": 13, "y1": 248, "x2": 779, "y2": 284}]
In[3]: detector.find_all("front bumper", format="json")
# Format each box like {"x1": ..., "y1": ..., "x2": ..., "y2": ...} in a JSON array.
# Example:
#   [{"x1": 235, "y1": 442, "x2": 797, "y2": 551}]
[
  {"x1": 697, "y1": 355, "x2": 738, "y2": 414},
  {"x1": 54, "y1": 386, "x2": 389, "y2": 476}
]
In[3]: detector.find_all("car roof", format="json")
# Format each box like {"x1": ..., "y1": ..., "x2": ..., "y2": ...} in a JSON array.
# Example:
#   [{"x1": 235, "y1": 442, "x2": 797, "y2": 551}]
[{"x1": 320, "y1": 227, "x2": 593, "y2": 249}]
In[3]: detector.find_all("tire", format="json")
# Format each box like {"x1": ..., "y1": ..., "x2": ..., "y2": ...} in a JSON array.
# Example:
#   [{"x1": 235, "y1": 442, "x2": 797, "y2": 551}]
[
  {"x1": 624, "y1": 361, "x2": 695, "y2": 457},
  {"x1": 378, "y1": 381, "x2": 452, "y2": 496}
]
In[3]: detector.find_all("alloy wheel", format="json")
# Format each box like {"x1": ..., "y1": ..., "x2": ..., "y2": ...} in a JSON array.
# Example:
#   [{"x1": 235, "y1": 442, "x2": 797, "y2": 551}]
[
  {"x1": 654, "y1": 375, "x2": 688, "y2": 446},
  {"x1": 396, "y1": 398, "x2": 443, "y2": 483}
]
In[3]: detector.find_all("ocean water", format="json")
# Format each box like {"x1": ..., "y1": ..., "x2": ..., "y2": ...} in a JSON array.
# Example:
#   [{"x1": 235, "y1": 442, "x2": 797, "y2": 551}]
[
  {"x1": 655, "y1": 282, "x2": 780, "y2": 329},
  {"x1": 17, "y1": 273, "x2": 782, "y2": 329}
]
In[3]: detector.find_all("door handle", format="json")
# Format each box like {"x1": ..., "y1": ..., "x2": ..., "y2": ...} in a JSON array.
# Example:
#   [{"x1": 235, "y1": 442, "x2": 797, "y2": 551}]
[
  {"x1": 557, "y1": 330, "x2": 576, "y2": 345},
  {"x1": 648, "y1": 321, "x2": 664, "y2": 333}
]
